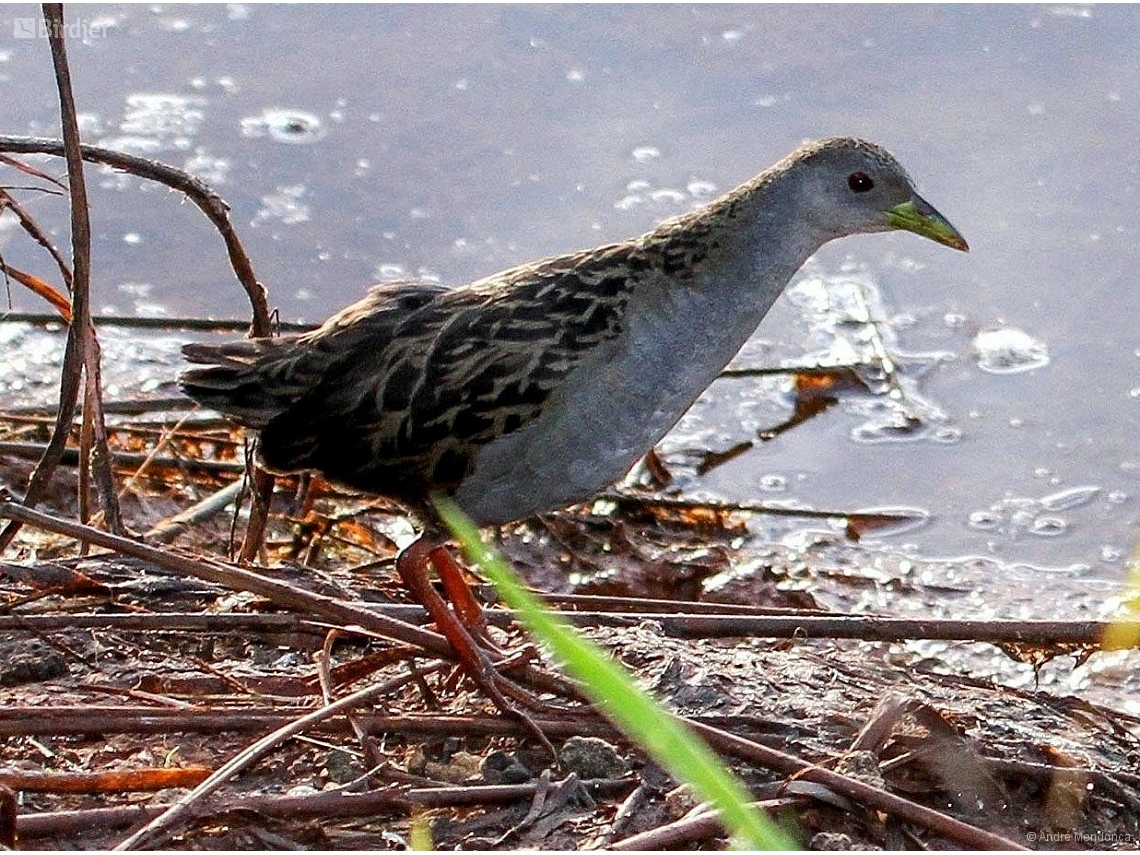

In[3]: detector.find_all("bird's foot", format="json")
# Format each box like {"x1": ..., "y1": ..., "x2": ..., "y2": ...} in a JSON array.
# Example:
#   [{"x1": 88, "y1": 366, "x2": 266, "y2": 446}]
[{"x1": 396, "y1": 538, "x2": 558, "y2": 756}]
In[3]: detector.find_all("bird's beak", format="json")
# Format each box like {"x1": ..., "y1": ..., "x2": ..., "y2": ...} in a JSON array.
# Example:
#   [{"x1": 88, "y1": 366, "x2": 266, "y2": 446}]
[{"x1": 887, "y1": 193, "x2": 969, "y2": 252}]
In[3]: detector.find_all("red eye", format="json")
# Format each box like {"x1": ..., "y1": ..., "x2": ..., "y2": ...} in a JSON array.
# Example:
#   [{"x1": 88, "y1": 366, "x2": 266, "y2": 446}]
[{"x1": 847, "y1": 172, "x2": 874, "y2": 193}]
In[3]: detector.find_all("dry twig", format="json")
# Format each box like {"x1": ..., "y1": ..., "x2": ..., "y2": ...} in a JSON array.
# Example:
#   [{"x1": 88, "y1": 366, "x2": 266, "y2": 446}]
[
  {"x1": 111, "y1": 667, "x2": 446, "y2": 850},
  {"x1": 0, "y1": 5, "x2": 123, "y2": 551}
]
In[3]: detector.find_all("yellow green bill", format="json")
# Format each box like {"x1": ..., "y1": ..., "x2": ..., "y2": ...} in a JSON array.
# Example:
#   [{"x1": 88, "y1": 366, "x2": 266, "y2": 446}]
[{"x1": 888, "y1": 194, "x2": 969, "y2": 252}]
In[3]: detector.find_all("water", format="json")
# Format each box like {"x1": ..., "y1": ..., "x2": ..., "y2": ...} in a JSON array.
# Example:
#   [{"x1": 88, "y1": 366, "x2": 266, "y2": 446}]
[{"x1": 1, "y1": 4, "x2": 1138, "y2": 586}]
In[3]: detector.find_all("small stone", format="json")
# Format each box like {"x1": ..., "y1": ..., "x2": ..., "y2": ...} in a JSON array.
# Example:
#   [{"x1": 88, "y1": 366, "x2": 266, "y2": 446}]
[
  {"x1": 558, "y1": 736, "x2": 627, "y2": 780},
  {"x1": 323, "y1": 749, "x2": 358, "y2": 784},
  {"x1": 0, "y1": 638, "x2": 66, "y2": 686},
  {"x1": 810, "y1": 831, "x2": 883, "y2": 850},
  {"x1": 423, "y1": 750, "x2": 483, "y2": 784},
  {"x1": 481, "y1": 750, "x2": 532, "y2": 785},
  {"x1": 663, "y1": 783, "x2": 698, "y2": 819},
  {"x1": 832, "y1": 750, "x2": 886, "y2": 790}
]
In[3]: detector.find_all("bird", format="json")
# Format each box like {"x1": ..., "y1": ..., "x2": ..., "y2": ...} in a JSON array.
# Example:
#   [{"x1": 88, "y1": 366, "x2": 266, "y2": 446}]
[{"x1": 180, "y1": 136, "x2": 967, "y2": 701}]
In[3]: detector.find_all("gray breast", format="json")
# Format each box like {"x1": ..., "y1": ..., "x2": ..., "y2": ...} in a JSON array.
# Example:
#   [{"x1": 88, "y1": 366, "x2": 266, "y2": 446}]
[{"x1": 452, "y1": 274, "x2": 782, "y2": 525}]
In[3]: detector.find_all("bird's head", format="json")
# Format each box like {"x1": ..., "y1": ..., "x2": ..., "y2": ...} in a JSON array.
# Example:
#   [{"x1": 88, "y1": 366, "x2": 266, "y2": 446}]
[{"x1": 786, "y1": 137, "x2": 969, "y2": 252}]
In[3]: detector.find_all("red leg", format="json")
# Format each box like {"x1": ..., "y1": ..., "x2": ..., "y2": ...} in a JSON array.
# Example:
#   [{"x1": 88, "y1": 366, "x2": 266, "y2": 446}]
[
  {"x1": 395, "y1": 538, "x2": 492, "y2": 674},
  {"x1": 428, "y1": 545, "x2": 494, "y2": 639},
  {"x1": 395, "y1": 537, "x2": 556, "y2": 756}
]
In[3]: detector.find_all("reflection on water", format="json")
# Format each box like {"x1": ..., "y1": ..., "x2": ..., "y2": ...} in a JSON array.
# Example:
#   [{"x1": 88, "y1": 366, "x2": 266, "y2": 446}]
[{"x1": 1, "y1": 4, "x2": 1138, "y2": 587}]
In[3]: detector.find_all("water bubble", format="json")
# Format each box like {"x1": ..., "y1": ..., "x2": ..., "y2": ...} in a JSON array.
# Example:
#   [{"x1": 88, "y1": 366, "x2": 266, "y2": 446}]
[
  {"x1": 1009, "y1": 508, "x2": 1038, "y2": 530},
  {"x1": 1049, "y1": 5, "x2": 1092, "y2": 18},
  {"x1": 183, "y1": 151, "x2": 230, "y2": 184},
  {"x1": 160, "y1": 17, "x2": 192, "y2": 33},
  {"x1": 376, "y1": 263, "x2": 407, "y2": 280},
  {"x1": 240, "y1": 109, "x2": 326, "y2": 144},
  {"x1": 967, "y1": 510, "x2": 1002, "y2": 531},
  {"x1": 118, "y1": 282, "x2": 152, "y2": 298},
  {"x1": 631, "y1": 146, "x2": 661, "y2": 163},
  {"x1": 112, "y1": 93, "x2": 206, "y2": 153},
  {"x1": 649, "y1": 188, "x2": 687, "y2": 205},
  {"x1": 930, "y1": 426, "x2": 962, "y2": 444},
  {"x1": 1040, "y1": 485, "x2": 1100, "y2": 511},
  {"x1": 973, "y1": 326, "x2": 1050, "y2": 374},
  {"x1": 1100, "y1": 545, "x2": 1123, "y2": 563},
  {"x1": 758, "y1": 474, "x2": 787, "y2": 492},
  {"x1": 1030, "y1": 516, "x2": 1067, "y2": 537},
  {"x1": 944, "y1": 312, "x2": 968, "y2": 328},
  {"x1": 686, "y1": 179, "x2": 718, "y2": 198}
]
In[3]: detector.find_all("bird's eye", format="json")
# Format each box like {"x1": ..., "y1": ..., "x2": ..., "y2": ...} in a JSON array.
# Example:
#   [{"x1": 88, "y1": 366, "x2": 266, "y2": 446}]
[{"x1": 847, "y1": 172, "x2": 874, "y2": 193}]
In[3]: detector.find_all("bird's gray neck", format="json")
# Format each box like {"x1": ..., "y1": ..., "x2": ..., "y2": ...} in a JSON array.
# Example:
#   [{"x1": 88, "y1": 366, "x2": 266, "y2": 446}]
[
  {"x1": 641, "y1": 167, "x2": 827, "y2": 334},
  {"x1": 585, "y1": 170, "x2": 833, "y2": 469}
]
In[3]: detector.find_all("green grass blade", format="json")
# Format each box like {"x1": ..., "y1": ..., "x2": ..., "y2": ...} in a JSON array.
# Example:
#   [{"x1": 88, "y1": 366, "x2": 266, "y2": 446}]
[{"x1": 435, "y1": 496, "x2": 797, "y2": 850}]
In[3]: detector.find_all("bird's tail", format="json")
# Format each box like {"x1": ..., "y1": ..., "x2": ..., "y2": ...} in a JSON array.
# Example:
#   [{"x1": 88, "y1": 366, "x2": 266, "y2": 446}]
[{"x1": 180, "y1": 338, "x2": 308, "y2": 429}]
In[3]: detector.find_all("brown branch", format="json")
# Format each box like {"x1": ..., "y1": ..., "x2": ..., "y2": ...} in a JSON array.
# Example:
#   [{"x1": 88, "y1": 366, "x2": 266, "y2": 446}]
[
  {"x1": 0, "y1": 128, "x2": 279, "y2": 558},
  {"x1": 0, "y1": 136, "x2": 269, "y2": 335},
  {"x1": 611, "y1": 797, "x2": 798, "y2": 850},
  {"x1": 549, "y1": 611, "x2": 1135, "y2": 648},
  {"x1": 603, "y1": 489, "x2": 927, "y2": 527},
  {"x1": 111, "y1": 667, "x2": 442, "y2": 850},
  {"x1": 16, "y1": 804, "x2": 161, "y2": 842},
  {"x1": 536, "y1": 591, "x2": 831, "y2": 616},
  {"x1": 0, "y1": 706, "x2": 602, "y2": 741},
  {"x1": 0, "y1": 441, "x2": 243, "y2": 476},
  {"x1": 0, "y1": 706, "x2": 327, "y2": 738},
  {"x1": 15, "y1": 777, "x2": 636, "y2": 842},
  {"x1": 0, "y1": 188, "x2": 73, "y2": 293},
  {"x1": 0, "y1": 497, "x2": 451, "y2": 656},
  {"x1": 0, "y1": 767, "x2": 211, "y2": 794},
  {"x1": 0, "y1": 8, "x2": 103, "y2": 552},
  {"x1": 0, "y1": 499, "x2": 580, "y2": 698},
  {"x1": 0, "y1": 786, "x2": 15, "y2": 850},
  {"x1": 238, "y1": 463, "x2": 275, "y2": 564},
  {"x1": 1, "y1": 579, "x2": 1128, "y2": 651},
  {"x1": 0, "y1": 311, "x2": 314, "y2": 333},
  {"x1": 687, "y1": 719, "x2": 1026, "y2": 850},
  {"x1": 45, "y1": 3, "x2": 123, "y2": 539}
]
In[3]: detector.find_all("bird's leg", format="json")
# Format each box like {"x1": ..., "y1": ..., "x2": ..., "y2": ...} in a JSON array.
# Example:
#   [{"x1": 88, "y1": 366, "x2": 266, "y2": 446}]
[
  {"x1": 427, "y1": 545, "x2": 549, "y2": 680},
  {"x1": 395, "y1": 537, "x2": 557, "y2": 756},
  {"x1": 427, "y1": 544, "x2": 502, "y2": 651},
  {"x1": 395, "y1": 538, "x2": 494, "y2": 672}
]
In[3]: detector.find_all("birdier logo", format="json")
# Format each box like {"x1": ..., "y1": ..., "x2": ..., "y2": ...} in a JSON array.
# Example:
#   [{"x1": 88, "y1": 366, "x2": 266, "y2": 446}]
[{"x1": 13, "y1": 17, "x2": 109, "y2": 39}]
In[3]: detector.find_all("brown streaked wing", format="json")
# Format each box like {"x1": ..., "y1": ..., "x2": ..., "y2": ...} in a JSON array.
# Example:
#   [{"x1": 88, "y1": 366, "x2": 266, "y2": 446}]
[{"x1": 258, "y1": 244, "x2": 638, "y2": 498}]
